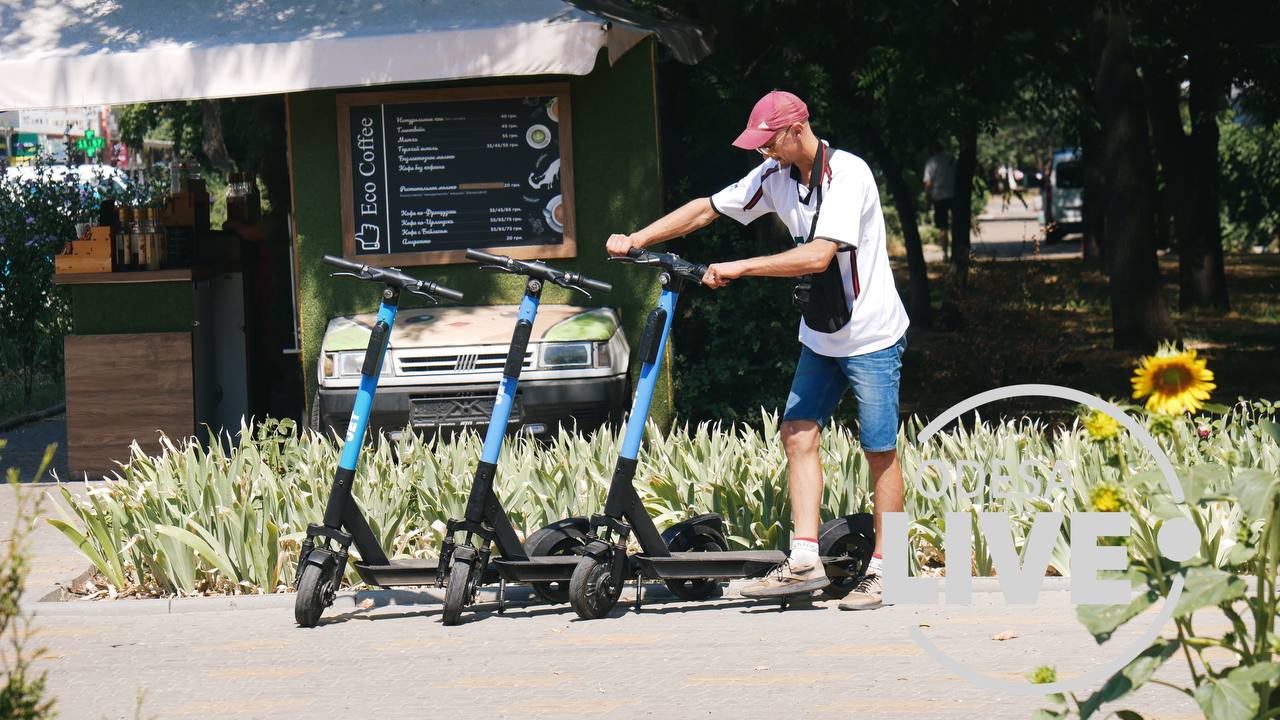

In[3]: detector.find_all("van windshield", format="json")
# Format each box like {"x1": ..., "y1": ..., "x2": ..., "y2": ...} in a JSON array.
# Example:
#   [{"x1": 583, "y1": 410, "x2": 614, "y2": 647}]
[{"x1": 1055, "y1": 160, "x2": 1083, "y2": 189}]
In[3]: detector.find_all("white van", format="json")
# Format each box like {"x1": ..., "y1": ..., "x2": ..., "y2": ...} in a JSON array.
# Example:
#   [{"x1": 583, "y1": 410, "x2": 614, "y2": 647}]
[{"x1": 1043, "y1": 149, "x2": 1083, "y2": 242}]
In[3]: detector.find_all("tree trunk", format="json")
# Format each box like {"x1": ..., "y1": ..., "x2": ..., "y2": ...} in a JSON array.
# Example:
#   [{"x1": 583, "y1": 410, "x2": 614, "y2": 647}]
[
  {"x1": 1079, "y1": 114, "x2": 1107, "y2": 267},
  {"x1": 864, "y1": 134, "x2": 932, "y2": 326},
  {"x1": 1090, "y1": 0, "x2": 1177, "y2": 351},
  {"x1": 1184, "y1": 1, "x2": 1230, "y2": 311},
  {"x1": 1144, "y1": 65, "x2": 1199, "y2": 260},
  {"x1": 201, "y1": 100, "x2": 234, "y2": 174}
]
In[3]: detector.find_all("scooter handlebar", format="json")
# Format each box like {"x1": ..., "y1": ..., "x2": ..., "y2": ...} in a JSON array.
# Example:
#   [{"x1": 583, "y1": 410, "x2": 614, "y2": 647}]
[
  {"x1": 466, "y1": 248, "x2": 611, "y2": 296},
  {"x1": 322, "y1": 254, "x2": 465, "y2": 302},
  {"x1": 617, "y1": 248, "x2": 708, "y2": 284}
]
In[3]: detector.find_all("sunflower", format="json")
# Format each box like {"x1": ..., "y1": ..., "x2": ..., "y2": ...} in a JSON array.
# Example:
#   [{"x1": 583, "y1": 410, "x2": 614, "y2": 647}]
[
  {"x1": 1131, "y1": 346, "x2": 1216, "y2": 415},
  {"x1": 1083, "y1": 409, "x2": 1120, "y2": 441}
]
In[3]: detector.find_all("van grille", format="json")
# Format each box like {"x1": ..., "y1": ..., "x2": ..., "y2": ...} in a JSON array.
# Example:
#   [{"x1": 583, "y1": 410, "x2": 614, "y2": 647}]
[{"x1": 395, "y1": 349, "x2": 533, "y2": 376}]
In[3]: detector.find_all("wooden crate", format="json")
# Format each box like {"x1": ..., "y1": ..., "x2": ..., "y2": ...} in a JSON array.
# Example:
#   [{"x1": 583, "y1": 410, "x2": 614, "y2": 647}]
[{"x1": 53, "y1": 226, "x2": 113, "y2": 273}]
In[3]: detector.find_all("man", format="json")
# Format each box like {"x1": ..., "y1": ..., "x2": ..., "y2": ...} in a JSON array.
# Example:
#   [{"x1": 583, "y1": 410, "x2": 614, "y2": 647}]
[
  {"x1": 923, "y1": 146, "x2": 955, "y2": 261},
  {"x1": 606, "y1": 91, "x2": 909, "y2": 610}
]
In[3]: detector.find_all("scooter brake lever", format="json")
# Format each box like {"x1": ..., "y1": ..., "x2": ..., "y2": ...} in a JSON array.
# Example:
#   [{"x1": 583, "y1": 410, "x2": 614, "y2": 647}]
[
  {"x1": 406, "y1": 286, "x2": 442, "y2": 305},
  {"x1": 329, "y1": 271, "x2": 364, "y2": 280},
  {"x1": 478, "y1": 263, "x2": 512, "y2": 274},
  {"x1": 549, "y1": 275, "x2": 593, "y2": 299}
]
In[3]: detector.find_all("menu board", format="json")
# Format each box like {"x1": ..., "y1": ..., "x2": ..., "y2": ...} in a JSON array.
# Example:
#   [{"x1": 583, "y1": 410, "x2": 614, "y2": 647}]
[{"x1": 336, "y1": 84, "x2": 575, "y2": 266}]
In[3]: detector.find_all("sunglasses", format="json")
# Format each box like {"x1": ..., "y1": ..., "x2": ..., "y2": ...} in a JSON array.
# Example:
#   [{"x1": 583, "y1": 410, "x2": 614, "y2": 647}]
[{"x1": 757, "y1": 126, "x2": 792, "y2": 156}]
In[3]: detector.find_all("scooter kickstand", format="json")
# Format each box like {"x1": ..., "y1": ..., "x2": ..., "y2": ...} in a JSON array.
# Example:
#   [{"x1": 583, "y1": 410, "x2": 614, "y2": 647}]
[
  {"x1": 633, "y1": 572, "x2": 643, "y2": 613},
  {"x1": 497, "y1": 578, "x2": 506, "y2": 615},
  {"x1": 780, "y1": 595, "x2": 789, "y2": 612}
]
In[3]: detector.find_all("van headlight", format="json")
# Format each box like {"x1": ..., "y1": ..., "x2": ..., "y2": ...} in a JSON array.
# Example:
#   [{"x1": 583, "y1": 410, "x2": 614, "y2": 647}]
[{"x1": 540, "y1": 342, "x2": 593, "y2": 369}]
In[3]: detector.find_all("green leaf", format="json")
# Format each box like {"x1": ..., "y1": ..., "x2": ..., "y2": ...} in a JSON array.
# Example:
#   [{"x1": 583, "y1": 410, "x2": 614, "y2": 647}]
[
  {"x1": 1077, "y1": 590, "x2": 1155, "y2": 643},
  {"x1": 1174, "y1": 566, "x2": 1247, "y2": 619},
  {"x1": 1077, "y1": 639, "x2": 1178, "y2": 719},
  {"x1": 1259, "y1": 420, "x2": 1280, "y2": 445},
  {"x1": 1114, "y1": 711, "x2": 1147, "y2": 720},
  {"x1": 1199, "y1": 403, "x2": 1232, "y2": 414},
  {"x1": 155, "y1": 524, "x2": 239, "y2": 583},
  {"x1": 1231, "y1": 469, "x2": 1280, "y2": 523},
  {"x1": 1193, "y1": 663, "x2": 1280, "y2": 720}
]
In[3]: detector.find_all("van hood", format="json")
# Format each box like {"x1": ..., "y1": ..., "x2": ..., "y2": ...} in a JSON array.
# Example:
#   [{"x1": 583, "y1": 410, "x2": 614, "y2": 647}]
[{"x1": 322, "y1": 305, "x2": 618, "y2": 352}]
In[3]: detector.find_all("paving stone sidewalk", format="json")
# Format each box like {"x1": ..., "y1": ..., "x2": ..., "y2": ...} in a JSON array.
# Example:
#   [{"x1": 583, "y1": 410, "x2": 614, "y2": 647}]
[{"x1": 1, "y1": 446, "x2": 1208, "y2": 720}]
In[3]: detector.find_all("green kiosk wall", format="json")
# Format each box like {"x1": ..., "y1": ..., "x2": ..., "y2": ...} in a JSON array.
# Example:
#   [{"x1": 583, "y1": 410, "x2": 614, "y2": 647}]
[{"x1": 288, "y1": 39, "x2": 673, "y2": 426}]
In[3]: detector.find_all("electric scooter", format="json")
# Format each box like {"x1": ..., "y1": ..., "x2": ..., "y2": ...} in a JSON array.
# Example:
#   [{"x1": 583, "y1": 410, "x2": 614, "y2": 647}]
[
  {"x1": 295, "y1": 251, "x2": 614, "y2": 628},
  {"x1": 437, "y1": 249, "x2": 613, "y2": 625},
  {"x1": 567, "y1": 248, "x2": 876, "y2": 619},
  {"x1": 295, "y1": 255, "x2": 465, "y2": 627}
]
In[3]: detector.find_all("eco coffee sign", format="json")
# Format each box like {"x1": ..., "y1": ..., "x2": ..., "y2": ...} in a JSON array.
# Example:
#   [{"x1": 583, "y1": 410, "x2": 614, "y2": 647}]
[
  {"x1": 336, "y1": 84, "x2": 576, "y2": 267},
  {"x1": 882, "y1": 384, "x2": 1200, "y2": 695}
]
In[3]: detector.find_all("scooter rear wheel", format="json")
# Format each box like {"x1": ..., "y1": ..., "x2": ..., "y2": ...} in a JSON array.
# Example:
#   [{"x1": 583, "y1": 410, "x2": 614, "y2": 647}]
[
  {"x1": 524, "y1": 525, "x2": 582, "y2": 604},
  {"x1": 664, "y1": 527, "x2": 727, "y2": 601},
  {"x1": 294, "y1": 562, "x2": 331, "y2": 628},
  {"x1": 569, "y1": 556, "x2": 621, "y2": 620},
  {"x1": 818, "y1": 515, "x2": 875, "y2": 599},
  {"x1": 442, "y1": 560, "x2": 472, "y2": 626}
]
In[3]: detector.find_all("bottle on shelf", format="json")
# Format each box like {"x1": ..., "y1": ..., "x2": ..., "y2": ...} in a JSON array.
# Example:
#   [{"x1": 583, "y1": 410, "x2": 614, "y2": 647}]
[{"x1": 116, "y1": 205, "x2": 134, "y2": 271}]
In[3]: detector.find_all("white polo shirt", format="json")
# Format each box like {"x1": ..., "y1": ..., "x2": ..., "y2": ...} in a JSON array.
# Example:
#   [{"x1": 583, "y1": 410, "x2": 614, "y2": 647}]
[{"x1": 709, "y1": 143, "x2": 909, "y2": 357}]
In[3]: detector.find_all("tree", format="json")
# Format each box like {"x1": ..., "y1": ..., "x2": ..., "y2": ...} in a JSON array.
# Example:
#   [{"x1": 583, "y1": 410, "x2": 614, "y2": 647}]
[{"x1": 1089, "y1": 0, "x2": 1177, "y2": 350}]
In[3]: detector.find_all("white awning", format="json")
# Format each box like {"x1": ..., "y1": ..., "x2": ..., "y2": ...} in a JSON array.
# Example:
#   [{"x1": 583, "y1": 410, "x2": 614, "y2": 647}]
[{"x1": 0, "y1": 0, "x2": 707, "y2": 110}]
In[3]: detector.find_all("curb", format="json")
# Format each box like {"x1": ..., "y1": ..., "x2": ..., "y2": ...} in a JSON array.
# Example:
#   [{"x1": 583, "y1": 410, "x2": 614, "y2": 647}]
[
  {"x1": 27, "y1": 577, "x2": 1074, "y2": 617},
  {"x1": 0, "y1": 404, "x2": 65, "y2": 433}
]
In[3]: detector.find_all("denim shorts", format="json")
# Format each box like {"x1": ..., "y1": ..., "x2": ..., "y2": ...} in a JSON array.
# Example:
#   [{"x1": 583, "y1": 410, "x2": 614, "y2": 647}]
[{"x1": 782, "y1": 334, "x2": 906, "y2": 452}]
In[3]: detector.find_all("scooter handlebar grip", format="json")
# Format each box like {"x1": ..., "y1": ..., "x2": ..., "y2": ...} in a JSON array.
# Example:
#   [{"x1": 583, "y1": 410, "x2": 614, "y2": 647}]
[
  {"x1": 322, "y1": 254, "x2": 366, "y2": 273},
  {"x1": 425, "y1": 282, "x2": 465, "y2": 302},
  {"x1": 465, "y1": 248, "x2": 506, "y2": 265},
  {"x1": 578, "y1": 275, "x2": 613, "y2": 293}
]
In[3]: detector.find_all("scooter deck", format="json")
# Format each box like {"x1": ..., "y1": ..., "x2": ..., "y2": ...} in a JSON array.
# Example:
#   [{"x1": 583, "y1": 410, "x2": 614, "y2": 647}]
[
  {"x1": 354, "y1": 558, "x2": 500, "y2": 587},
  {"x1": 491, "y1": 555, "x2": 580, "y2": 582},
  {"x1": 634, "y1": 550, "x2": 787, "y2": 580},
  {"x1": 634, "y1": 551, "x2": 860, "y2": 580}
]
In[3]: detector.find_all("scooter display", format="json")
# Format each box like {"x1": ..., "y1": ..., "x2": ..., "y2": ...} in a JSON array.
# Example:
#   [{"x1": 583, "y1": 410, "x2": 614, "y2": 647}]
[
  {"x1": 437, "y1": 249, "x2": 613, "y2": 625},
  {"x1": 567, "y1": 248, "x2": 876, "y2": 619},
  {"x1": 295, "y1": 255, "x2": 465, "y2": 627}
]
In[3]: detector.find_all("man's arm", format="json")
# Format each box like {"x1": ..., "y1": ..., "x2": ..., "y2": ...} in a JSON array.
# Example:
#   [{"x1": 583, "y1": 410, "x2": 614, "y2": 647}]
[
  {"x1": 704, "y1": 239, "x2": 839, "y2": 288},
  {"x1": 606, "y1": 197, "x2": 719, "y2": 256}
]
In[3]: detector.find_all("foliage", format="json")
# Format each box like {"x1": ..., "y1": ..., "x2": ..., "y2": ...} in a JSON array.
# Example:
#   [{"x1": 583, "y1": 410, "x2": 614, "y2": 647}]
[
  {"x1": 46, "y1": 402, "x2": 1278, "y2": 597},
  {"x1": 0, "y1": 156, "x2": 125, "y2": 407},
  {"x1": 1219, "y1": 113, "x2": 1280, "y2": 251},
  {"x1": 1038, "y1": 412, "x2": 1280, "y2": 720},
  {"x1": 0, "y1": 441, "x2": 57, "y2": 720}
]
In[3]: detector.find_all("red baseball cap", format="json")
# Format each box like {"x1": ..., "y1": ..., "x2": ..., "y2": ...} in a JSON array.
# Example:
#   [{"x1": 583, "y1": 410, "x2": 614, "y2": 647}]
[{"x1": 731, "y1": 90, "x2": 810, "y2": 149}]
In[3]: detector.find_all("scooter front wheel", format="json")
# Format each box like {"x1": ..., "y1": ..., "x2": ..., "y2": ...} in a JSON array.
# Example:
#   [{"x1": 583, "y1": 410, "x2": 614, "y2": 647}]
[
  {"x1": 294, "y1": 562, "x2": 332, "y2": 628},
  {"x1": 569, "y1": 556, "x2": 622, "y2": 620},
  {"x1": 442, "y1": 560, "x2": 472, "y2": 626}
]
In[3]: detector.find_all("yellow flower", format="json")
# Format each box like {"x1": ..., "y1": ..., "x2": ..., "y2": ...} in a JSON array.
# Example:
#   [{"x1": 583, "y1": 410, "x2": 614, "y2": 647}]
[
  {"x1": 1090, "y1": 484, "x2": 1123, "y2": 513},
  {"x1": 1083, "y1": 410, "x2": 1120, "y2": 440},
  {"x1": 1131, "y1": 347, "x2": 1215, "y2": 415}
]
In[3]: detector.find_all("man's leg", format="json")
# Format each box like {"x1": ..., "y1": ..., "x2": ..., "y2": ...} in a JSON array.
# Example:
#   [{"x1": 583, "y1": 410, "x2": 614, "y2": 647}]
[
  {"x1": 866, "y1": 449, "x2": 903, "y2": 558},
  {"x1": 740, "y1": 347, "x2": 842, "y2": 599},
  {"x1": 781, "y1": 419, "x2": 823, "y2": 541},
  {"x1": 837, "y1": 334, "x2": 906, "y2": 611}
]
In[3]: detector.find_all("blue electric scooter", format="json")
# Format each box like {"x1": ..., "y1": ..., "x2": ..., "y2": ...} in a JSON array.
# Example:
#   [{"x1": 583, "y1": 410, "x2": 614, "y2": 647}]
[
  {"x1": 567, "y1": 248, "x2": 876, "y2": 619},
  {"x1": 437, "y1": 249, "x2": 613, "y2": 625},
  {"x1": 295, "y1": 255, "x2": 465, "y2": 627}
]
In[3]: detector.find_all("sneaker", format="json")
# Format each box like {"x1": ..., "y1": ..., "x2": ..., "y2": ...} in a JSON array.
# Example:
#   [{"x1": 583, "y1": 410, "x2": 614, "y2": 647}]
[
  {"x1": 837, "y1": 573, "x2": 887, "y2": 611},
  {"x1": 740, "y1": 558, "x2": 830, "y2": 598}
]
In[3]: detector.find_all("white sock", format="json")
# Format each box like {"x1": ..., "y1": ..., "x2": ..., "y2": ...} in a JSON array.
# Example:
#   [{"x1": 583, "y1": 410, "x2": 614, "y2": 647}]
[
  {"x1": 867, "y1": 555, "x2": 883, "y2": 576},
  {"x1": 789, "y1": 538, "x2": 819, "y2": 567}
]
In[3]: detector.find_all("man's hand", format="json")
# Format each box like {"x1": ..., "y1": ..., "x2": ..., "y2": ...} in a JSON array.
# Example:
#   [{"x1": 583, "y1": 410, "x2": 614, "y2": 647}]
[
  {"x1": 606, "y1": 233, "x2": 638, "y2": 257},
  {"x1": 704, "y1": 260, "x2": 749, "y2": 289}
]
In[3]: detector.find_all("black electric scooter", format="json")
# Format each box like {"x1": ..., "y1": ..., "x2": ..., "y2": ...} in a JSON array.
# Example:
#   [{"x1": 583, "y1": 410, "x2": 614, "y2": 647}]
[
  {"x1": 567, "y1": 248, "x2": 876, "y2": 619},
  {"x1": 437, "y1": 249, "x2": 613, "y2": 625},
  {"x1": 295, "y1": 255, "x2": 465, "y2": 627}
]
